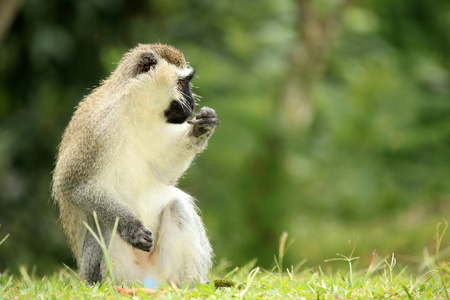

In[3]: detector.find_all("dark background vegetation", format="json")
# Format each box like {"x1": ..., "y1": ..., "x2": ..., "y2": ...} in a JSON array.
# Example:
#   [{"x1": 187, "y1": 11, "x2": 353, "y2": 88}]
[{"x1": 0, "y1": 0, "x2": 449, "y2": 276}]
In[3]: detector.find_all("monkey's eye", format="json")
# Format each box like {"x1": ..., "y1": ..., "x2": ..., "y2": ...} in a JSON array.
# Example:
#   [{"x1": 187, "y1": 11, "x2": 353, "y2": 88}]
[
  {"x1": 178, "y1": 78, "x2": 189, "y2": 88},
  {"x1": 136, "y1": 54, "x2": 158, "y2": 75},
  {"x1": 178, "y1": 70, "x2": 196, "y2": 88}
]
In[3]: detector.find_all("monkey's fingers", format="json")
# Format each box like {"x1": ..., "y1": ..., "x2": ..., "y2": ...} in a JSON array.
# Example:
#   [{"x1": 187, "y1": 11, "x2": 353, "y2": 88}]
[
  {"x1": 196, "y1": 107, "x2": 218, "y2": 119},
  {"x1": 187, "y1": 119, "x2": 200, "y2": 124},
  {"x1": 125, "y1": 223, "x2": 154, "y2": 252},
  {"x1": 191, "y1": 117, "x2": 219, "y2": 137},
  {"x1": 188, "y1": 117, "x2": 219, "y2": 126},
  {"x1": 196, "y1": 120, "x2": 217, "y2": 130}
]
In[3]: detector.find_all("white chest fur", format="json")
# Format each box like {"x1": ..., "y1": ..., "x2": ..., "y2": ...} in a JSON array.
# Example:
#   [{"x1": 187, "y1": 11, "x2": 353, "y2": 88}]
[{"x1": 97, "y1": 113, "x2": 196, "y2": 231}]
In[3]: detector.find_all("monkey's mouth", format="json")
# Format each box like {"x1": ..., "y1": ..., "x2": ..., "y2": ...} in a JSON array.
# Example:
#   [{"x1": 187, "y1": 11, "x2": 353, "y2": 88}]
[{"x1": 164, "y1": 100, "x2": 194, "y2": 124}]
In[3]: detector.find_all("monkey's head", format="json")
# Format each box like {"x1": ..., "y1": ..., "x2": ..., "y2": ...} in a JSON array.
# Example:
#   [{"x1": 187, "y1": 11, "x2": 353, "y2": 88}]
[{"x1": 111, "y1": 43, "x2": 197, "y2": 124}]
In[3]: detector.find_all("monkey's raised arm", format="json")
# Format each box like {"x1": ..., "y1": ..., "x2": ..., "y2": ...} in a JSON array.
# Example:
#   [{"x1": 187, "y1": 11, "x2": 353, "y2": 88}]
[{"x1": 147, "y1": 107, "x2": 219, "y2": 186}]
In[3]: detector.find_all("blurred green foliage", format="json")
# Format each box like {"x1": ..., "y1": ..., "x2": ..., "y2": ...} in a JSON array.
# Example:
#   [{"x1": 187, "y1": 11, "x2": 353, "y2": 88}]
[{"x1": 0, "y1": 0, "x2": 449, "y2": 276}]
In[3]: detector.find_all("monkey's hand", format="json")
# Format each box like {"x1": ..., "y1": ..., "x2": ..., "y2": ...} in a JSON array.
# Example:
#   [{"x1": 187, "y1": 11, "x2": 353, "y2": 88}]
[
  {"x1": 188, "y1": 107, "x2": 219, "y2": 138},
  {"x1": 120, "y1": 220, "x2": 153, "y2": 252}
]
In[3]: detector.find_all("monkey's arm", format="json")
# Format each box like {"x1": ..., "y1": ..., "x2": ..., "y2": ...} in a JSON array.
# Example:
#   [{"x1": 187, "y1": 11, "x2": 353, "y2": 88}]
[
  {"x1": 70, "y1": 183, "x2": 153, "y2": 252},
  {"x1": 152, "y1": 107, "x2": 218, "y2": 185}
]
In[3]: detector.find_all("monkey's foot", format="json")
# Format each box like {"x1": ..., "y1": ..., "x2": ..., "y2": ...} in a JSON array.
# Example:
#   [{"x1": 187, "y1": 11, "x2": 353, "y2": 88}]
[{"x1": 188, "y1": 107, "x2": 219, "y2": 138}]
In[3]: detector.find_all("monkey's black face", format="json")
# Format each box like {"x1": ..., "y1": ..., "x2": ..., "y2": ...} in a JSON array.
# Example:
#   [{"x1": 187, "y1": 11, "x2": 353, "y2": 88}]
[{"x1": 164, "y1": 71, "x2": 196, "y2": 124}]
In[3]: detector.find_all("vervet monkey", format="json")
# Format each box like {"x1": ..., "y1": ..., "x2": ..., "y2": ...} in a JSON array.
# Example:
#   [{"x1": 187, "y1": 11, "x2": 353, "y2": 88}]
[{"x1": 52, "y1": 43, "x2": 218, "y2": 286}]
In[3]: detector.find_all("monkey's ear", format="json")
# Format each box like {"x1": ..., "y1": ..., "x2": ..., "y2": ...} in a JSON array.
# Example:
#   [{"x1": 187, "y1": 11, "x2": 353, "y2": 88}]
[{"x1": 136, "y1": 54, "x2": 158, "y2": 75}]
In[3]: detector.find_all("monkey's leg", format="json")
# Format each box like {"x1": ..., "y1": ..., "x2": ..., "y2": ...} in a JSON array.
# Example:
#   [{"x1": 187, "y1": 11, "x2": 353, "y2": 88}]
[
  {"x1": 79, "y1": 216, "x2": 111, "y2": 284},
  {"x1": 153, "y1": 198, "x2": 212, "y2": 286}
]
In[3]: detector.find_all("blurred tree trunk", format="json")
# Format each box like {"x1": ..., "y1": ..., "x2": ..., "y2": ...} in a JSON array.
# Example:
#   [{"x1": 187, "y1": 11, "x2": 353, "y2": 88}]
[
  {"x1": 280, "y1": 0, "x2": 354, "y2": 132},
  {"x1": 0, "y1": 0, "x2": 23, "y2": 45}
]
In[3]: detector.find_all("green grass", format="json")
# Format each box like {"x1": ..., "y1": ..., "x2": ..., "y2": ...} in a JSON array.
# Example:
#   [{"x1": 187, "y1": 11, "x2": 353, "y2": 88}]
[
  {"x1": 1, "y1": 254, "x2": 449, "y2": 299},
  {"x1": 1, "y1": 257, "x2": 449, "y2": 299},
  {"x1": 1, "y1": 224, "x2": 449, "y2": 299}
]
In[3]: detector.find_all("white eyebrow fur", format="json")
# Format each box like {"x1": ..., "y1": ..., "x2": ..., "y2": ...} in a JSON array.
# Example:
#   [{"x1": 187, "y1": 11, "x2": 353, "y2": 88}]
[{"x1": 177, "y1": 66, "x2": 194, "y2": 78}]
